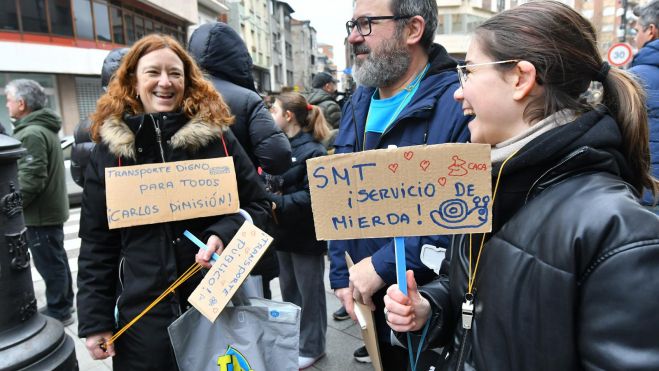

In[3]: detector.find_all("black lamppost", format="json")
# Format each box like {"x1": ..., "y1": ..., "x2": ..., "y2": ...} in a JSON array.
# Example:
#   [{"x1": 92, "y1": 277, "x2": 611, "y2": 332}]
[{"x1": 0, "y1": 134, "x2": 78, "y2": 370}]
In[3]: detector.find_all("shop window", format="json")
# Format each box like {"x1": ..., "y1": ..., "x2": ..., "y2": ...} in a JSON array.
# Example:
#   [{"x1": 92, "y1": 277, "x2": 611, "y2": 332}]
[
  {"x1": 0, "y1": 73, "x2": 59, "y2": 133},
  {"x1": 21, "y1": 0, "x2": 49, "y2": 33},
  {"x1": 93, "y1": 1, "x2": 111, "y2": 42},
  {"x1": 74, "y1": 0, "x2": 94, "y2": 39},
  {"x1": 49, "y1": 0, "x2": 74, "y2": 36}
]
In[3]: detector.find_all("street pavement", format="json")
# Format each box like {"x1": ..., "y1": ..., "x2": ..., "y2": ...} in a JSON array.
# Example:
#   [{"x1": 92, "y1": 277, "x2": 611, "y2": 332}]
[{"x1": 31, "y1": 207, "x2": 374, "y2": 371}]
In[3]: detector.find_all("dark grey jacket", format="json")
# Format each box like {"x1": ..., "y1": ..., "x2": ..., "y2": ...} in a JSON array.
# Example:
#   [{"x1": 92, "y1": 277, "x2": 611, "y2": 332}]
[
  {"x1": 188, "y1": 22, "x2": 291, "y2": 175},
  {"x1": 306, "y1": 88, "x2": 341, "y2": 129}
]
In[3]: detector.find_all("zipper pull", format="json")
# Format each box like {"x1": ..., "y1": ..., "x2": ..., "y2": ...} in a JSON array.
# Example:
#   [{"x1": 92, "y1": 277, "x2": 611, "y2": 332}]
[{"x1": 461, "y1": 293, "x2": 474, "y2": 330}]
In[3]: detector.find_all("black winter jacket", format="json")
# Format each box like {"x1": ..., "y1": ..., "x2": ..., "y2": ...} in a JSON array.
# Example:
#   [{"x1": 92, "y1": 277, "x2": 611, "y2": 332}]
[
  {"x1": 188, "y1": 22, "x2": 291, "y2": 175},
  {"x1": 405, "y1": 109, "x2": 659, "y2": 370},
  {"x1": 267, "y1": 131, "x2": 327, "y2": 255},
  {"x1": 70, "y1": 118, "x2": 93, "y2": 187},
  {"x1": 76, "y1": 112, "x2": 270, "y2": 369}
]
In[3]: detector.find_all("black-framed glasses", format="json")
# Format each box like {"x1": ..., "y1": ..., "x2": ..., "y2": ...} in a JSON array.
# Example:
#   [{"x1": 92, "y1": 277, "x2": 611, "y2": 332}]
[
  {"x1": 345, "y1": 15, "x2": 413, "y2": 37},
  {"x1": 456, "y1": 60, "x2": 520, "y2": 89}
]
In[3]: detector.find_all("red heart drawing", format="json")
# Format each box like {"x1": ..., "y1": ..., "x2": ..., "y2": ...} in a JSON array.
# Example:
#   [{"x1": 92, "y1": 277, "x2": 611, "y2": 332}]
[
  {"x1": 388, "y1": 163, "x2": 399, "y2": 173},
  {"x1": 438, "y1": 177, "x2": 447, "y2": 186},
  {"x1": 420, "y1": 160, "x2": 430, "y2": 171},
  {"x1": 404, "y1": 151, "x2": 414, "y2": 160}
]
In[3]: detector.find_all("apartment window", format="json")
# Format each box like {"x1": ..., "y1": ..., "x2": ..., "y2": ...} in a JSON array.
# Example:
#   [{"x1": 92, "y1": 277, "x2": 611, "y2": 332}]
[
  {"x1": 93, "y1": 1, "x2": 111, "y2": 42},
  {"x1": 275, "y1": 64, "x2": 282, "y2": 83},
  {"x1": 0, "y1": 0, "x2": 19, "y2": 31},
  {"x1": 111, "y1": 6, "x2": 124, "y2": 44},
  {"x1": 437, "y1": 14, "x2": 486, "y2": 35},
  {"x1": 124, "y1": 12, "x2": 135, "y2": 43},
  {"x1": 144, "y1": 19, "x2": 153, "y2": 35},
  {"x1": 285, "y1": 42, "x2": 292, "y2": 60},
  {"x1": 49, "y1": 0, "x2": 74, "y2": 36},
  {"x1": 74, "y1": 0, "x2": 94, "y2": 39},
  {"x1": 134, "y1": 15, "x2": 144, "y2": 39},
  {"x1": 21, "y1": 0, "x2": 49, "y2": 33}
]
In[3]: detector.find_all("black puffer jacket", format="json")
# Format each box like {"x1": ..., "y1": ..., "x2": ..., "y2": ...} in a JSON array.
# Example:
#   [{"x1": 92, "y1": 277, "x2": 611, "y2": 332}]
[
  {"x1": 76, "y1": 112, "x2": 269, "y2": 369},
  {"x1": 70, "y1": 118, "x2": 93, "y2": 186},
  {"x1": 408, "y1": 109, "x2": 659, "y2": 370},
  {"x1": 266, "y1": 131, "x2": 327, "y2": 255},
  {"x1": 188, "y1": 22, "x2": 291, "y2": 175}
]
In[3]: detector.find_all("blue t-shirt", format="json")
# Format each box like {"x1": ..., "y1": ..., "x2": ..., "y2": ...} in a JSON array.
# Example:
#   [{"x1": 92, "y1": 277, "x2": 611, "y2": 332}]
[
  {"x1": 363, "y1": 90, "x2": 408, "y2": 150},
  {"x1": 363, "y1": 64, "x2": 428, "y2": 150}
]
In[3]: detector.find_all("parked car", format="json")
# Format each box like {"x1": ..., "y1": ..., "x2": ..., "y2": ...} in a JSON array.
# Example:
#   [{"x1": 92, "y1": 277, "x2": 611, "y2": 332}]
[{"x1": 61, "y1": 136, "x2": 83, "y2": 206}]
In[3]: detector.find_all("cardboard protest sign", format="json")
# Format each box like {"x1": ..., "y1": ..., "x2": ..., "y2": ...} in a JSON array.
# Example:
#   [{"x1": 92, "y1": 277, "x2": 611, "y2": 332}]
[
  {"x1": 307, "y1": 144, "x2": 492, "y2": 240},
  {"x1": 188, "y1": 222, "x2": 274, "y2": 322},
  {"x1": 105, "y1": 158, "x2": 239, "y2": 229},
  {"x1": 346, "y1": 253, "x2": 382, "y2": 371}
]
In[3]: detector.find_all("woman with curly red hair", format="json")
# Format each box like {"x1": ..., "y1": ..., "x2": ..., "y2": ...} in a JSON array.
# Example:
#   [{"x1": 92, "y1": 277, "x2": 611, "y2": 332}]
[{"x1": 76, "y1": 34, "x2": 269, "y2": 370}]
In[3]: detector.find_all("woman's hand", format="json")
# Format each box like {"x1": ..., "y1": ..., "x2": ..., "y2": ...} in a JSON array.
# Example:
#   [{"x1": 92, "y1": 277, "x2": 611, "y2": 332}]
[
  {"x1": 85, "y1": 332, "x2": 115, "y2": 360},
  {"x1": 384, "y1": 270, "x2": 431, "y2": 332},
  {"x1": 195, "y1": 234, "x2": 224, "y2": 269}
]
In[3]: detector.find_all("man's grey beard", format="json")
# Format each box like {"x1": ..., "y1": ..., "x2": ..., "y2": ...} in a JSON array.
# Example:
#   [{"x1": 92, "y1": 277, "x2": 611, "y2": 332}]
[{"x1": 352, "y1": 38, "x2": 411, "y2": 88}]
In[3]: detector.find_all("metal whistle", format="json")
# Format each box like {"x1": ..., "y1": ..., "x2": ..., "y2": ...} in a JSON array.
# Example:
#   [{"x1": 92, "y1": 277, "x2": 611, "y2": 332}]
[{"x1": 461, "y1": 297, "x2": 474, "y2": 330}]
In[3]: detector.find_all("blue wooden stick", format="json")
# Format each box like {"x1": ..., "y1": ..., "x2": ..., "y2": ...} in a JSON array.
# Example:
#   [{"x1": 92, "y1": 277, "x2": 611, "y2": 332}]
[
  {"x1": 394, "y1": 237, "x2": 407, "y2": 295},
  {"x1": 183, "y1": 230, "x2": 220, "y2": 263}
]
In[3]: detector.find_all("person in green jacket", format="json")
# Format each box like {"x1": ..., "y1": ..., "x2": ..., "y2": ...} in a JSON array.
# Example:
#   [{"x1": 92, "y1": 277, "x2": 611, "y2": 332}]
[{"x1": 7, "y1": 79, "x2": 73, "y2": 325}]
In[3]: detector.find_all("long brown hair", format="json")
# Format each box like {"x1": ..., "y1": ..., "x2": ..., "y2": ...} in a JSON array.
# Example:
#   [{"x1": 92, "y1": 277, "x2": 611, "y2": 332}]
[
  {"x1": 90, "y1": 34, "x2": 233, "y2": 142},
  {"x1": 475, "y1": 0, "x2": 657, "y2": 197},
  {"x1": 277, "y1": 92, "x2": 330, "y2": 142}
]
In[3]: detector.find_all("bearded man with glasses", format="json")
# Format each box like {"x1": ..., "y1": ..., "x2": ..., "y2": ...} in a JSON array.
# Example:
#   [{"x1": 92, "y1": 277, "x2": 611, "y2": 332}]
[{"x1": 329, "y1": 0, "x2": 471, "y2": 369}]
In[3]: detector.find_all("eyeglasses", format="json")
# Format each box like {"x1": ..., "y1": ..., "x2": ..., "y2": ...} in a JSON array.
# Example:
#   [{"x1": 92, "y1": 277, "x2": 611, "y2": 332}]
[
  {"x1": 456, "y1": 60, "x2": 520, "y2": 88},
  {"x1": 345, "y1": 15, "x2": 413, "y2": 37}
]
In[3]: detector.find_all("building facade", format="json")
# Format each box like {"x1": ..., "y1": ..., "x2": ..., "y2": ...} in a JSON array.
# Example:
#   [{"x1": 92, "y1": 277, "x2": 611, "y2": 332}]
[
  {"x1": 0, "y1": 0, "x2": 196, "y2": 135},
  {"x1": 269, "y1": 0, "x2": 295, "y2": 93},
  {"x1": 291, "y1": 19, "x2": 317, "y2": 92},
  {"x1": 227, "y1": 0, "x2": 271, "y2": 93}
]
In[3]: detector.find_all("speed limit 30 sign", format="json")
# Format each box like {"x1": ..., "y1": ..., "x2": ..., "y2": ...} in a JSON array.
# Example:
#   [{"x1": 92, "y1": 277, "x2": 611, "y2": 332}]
[{"x1": 607, "y1": 43, "x2": 633, "y2": 66}]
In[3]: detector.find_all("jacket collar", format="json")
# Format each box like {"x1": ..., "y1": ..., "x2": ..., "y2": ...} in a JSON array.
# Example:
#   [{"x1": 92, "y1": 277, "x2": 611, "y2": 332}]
[
  {"x1": 12, "y1": 108, "x2": 61, "y2": 133},
  {"x1": 489, "y1": 109, "x2": 632, "y2": 230},
  {"x1": 289, "y1": 131, "x2": 314, "y2": 147},
  {"x1": 632, "y1": 39, "x2": 659, "y2": 68},
  {"x1": 99, "y1": 113, "x2": 227, "y2": 160}
]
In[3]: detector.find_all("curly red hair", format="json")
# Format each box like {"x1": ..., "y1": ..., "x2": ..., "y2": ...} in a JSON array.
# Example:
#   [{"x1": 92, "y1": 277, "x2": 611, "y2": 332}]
[{"x1": 90, "y1": 34, "x2": 233, "y2": 142}]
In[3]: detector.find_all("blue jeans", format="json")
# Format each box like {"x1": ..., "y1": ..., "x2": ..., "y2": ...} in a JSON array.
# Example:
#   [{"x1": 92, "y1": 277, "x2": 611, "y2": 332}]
[{"x1": 27, "y1": 225, "x2": 74, "y2": 319}]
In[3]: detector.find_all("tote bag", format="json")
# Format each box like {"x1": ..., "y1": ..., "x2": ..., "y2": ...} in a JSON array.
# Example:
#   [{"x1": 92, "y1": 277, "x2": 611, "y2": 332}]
[{"x1": 168, "y1": 297, "x2": 300, "y2": 371}]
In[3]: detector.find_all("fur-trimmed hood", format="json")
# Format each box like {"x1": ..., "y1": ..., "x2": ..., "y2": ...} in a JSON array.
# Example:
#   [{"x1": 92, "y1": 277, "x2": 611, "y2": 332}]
[{"x1": 99, "y1": 113, "x2": 228, "y2": 160}]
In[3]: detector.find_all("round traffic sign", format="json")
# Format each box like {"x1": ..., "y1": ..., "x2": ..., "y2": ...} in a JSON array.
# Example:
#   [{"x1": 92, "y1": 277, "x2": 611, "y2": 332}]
[{"x1": 607, "y1": 43, "x2": 633, "y2": 66}]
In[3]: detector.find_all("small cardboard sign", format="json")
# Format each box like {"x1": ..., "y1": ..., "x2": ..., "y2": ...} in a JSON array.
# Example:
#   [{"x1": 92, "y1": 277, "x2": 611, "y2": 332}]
[
  {"x1": 105, "y1": 158, "x2": 239, "y2": 229},
  {"x1": 307, "y1": 143, "x2": 492, "y2": 240},
  {"x1": 188, "y1": 222, "x2": 274, "y2": 322}
]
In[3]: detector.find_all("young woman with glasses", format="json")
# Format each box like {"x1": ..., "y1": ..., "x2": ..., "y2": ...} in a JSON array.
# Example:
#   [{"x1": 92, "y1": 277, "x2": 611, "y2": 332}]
[{"x1": 383, "y1": 1, "x2": 659, "y2": 370}]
